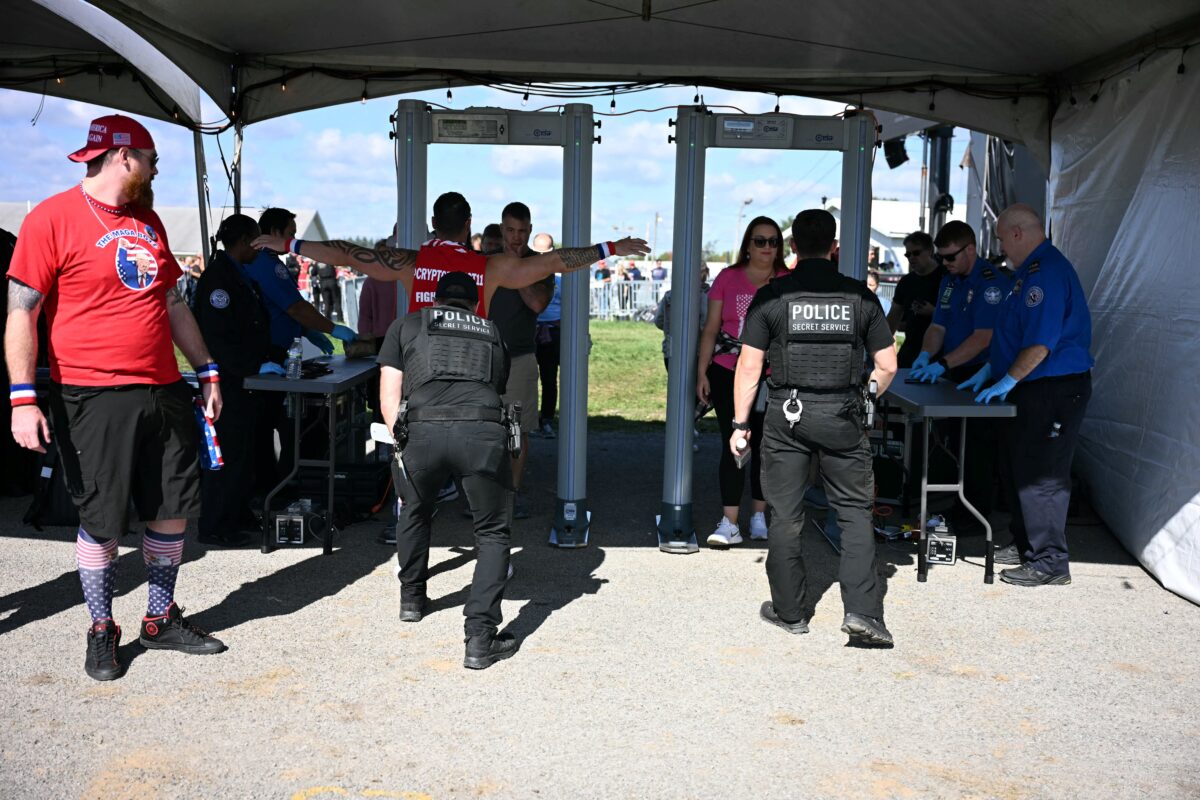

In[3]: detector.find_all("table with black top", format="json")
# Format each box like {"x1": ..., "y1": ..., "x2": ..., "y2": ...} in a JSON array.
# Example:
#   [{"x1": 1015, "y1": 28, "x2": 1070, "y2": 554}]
[
  {"x1": 244, "y1": 356, "x2": 378, "y2": 554},
  {"x1": 882, "y1": 369, "x2": 1017, "y2": 583}
]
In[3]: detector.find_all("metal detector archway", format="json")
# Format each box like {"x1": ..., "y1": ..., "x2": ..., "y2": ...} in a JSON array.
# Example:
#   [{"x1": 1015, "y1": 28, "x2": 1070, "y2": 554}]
[
  {"x1": 657, "y1": 105, "x2": 876, "y2": 553},
  {"x1": 391, "y1": 100, "x2": 597, "y2": 547}
]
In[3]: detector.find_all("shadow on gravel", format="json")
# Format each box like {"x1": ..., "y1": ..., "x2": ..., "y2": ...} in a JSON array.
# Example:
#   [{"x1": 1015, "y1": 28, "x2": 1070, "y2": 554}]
[{"x1": 185, "y1": 533, "x2": 393, "y2": 635}]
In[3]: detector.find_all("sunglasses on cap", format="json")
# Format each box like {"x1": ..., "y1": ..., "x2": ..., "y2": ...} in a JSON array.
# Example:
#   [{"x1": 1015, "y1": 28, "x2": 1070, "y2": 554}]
[{"x1": 750, "y1": 236, "x2": 780, "y2": 248}]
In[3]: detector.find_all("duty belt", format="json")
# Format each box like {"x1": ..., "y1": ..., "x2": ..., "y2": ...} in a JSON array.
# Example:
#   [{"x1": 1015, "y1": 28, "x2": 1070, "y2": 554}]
[{"x1": 407, "y1": 405, "x2": 503, "y2": 423}]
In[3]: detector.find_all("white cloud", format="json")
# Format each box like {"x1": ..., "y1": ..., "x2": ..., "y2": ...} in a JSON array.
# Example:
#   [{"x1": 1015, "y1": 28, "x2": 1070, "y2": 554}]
[
  {"x1": 309, "y1": 128, "x2": 391, "y2": 163},
  {"x1": 490, "y1": 145, "x2": 561, "y2": 179}
]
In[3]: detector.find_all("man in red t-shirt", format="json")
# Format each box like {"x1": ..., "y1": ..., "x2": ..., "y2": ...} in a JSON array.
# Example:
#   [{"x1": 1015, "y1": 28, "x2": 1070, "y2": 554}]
[
  {"x1": 5, "y1": 114, "x2": 227, "y2": 681},
  {"x1": 252, "y1": 191, "x2": 649, "y2": 319}
]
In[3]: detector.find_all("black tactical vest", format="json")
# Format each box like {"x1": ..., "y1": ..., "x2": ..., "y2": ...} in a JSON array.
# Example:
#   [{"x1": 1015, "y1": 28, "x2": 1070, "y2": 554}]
[
  {"x1": 400, "y1": 306, "x2": 507, "y2": 396},
  {"x1": 769, "y1": 290, "x2": 865, "y2": 390}
]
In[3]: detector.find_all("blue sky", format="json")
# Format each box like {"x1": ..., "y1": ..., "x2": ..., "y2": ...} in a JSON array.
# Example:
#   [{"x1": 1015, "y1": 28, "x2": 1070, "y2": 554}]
[{"x1": 0, "y1": 84, "x2": 967, "y2": 254}]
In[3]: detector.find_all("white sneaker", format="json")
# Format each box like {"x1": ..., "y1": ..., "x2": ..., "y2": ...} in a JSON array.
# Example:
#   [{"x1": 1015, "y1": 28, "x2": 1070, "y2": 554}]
[
  {"x1": 750, "y1": 512, "x2": 769, "y2": 541},
  {"x1": 706, "y1": 517, "x2": 743, "y2": 547}
]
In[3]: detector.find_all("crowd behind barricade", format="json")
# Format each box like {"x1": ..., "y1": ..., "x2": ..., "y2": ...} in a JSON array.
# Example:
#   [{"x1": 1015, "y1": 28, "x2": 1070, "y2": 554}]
[{"x1": 3, "y1": 112, "x2": 1094, "y2": 678}]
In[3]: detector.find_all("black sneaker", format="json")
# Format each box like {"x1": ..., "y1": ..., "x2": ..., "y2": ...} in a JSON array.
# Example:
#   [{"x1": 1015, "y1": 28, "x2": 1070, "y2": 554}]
[
  {"x1": 463, "y1": 631, "x2": 518, "y2": 670},
  {"x1": 841, "y1": 613, "x2": 895, "y2": 647},
  {"x1": 999, "y1": 564, "x2": 1071, "y2": 587},
  {"x1": 760, "y1": 601, "x2": 809, "y2": 635},
  {"x1": 197, "y1": 530, "x2": 252, "y2": 548},
  {"x1": 140, "y1": 603, "x2": 226, "y2": 654},
  {"x1": 85, "y1": 619, "x2": 126, "y2": 681},
  {"x1": 400, "y1": 597, "x2": 430, "y2": 623},
  {"x1": 994, "y1": 543, "x2": 1022, "y2": 565}
]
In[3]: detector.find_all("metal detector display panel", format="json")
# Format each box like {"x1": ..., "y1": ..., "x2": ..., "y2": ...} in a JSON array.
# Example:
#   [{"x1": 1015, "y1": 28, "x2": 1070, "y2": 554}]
[
  {"x1": 506, "y1": 112, "x2": 564, "y2": 146},
  {"x1": 713, "y1": 115, "x2": 792, "y2": 148},
  {"x1": 431, "y1": 113, "x2": 509, "y2": 144}
]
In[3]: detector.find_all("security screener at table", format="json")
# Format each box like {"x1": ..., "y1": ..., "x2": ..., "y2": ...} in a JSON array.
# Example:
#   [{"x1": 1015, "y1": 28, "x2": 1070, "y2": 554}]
[
  {"x1": 731, "y1": 209, "x2": 898, "y2": 647},
  {"x1": 378, "y1": 272, "x2": 518, "y2": 670},
  {"x1": 956, "y1": 203, "x2": 1093, "y2": 587},
  {"x1": 251, "y1": 191, "x2": 649, "y2": 318},
  {"x1": 909, "y1": 220, "x2": 1012, "y2": 529},
  {"x1": 192, "y1": 214, "x2": 285, "y2": 548}
]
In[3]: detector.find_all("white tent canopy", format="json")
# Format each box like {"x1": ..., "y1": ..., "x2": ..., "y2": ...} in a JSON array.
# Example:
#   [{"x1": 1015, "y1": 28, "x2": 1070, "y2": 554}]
[
  {"x1": 84, "y1": 1, "x2": 1200, "y2": 162},
  {"x1": 2, "y1": 0, "x2": 202, "y2": 124}
]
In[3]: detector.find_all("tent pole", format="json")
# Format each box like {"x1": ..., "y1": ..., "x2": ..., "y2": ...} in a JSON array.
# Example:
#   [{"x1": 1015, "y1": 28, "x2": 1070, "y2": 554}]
[
  {"x1": 233, "y1": 122, "x2": 243, "y2": 214},
  {"x1": 192, "y1": 129, "x2": 210, "y2": 263}
]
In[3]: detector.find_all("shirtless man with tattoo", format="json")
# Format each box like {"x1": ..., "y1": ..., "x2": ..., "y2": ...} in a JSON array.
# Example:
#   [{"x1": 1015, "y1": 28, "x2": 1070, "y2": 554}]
[{"x1": 251, "y1": 191, "x2": 648, "y2": 317}]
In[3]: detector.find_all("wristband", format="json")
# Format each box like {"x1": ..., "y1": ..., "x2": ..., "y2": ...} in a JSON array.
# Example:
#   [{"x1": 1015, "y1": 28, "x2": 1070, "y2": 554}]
[
  {"x1": 10, "y1": 383, "x2": 37, "y2": 408},
  {"x1": 596, "y1": 241, "x2": 615, "y2": 260},
  {"x1": 731, "y1": 420, "x2": 751, "y2": 431},
  {"x1": 288, "y1": 238, "x2": 304, "y2": 255},
  {"x1": 196, "y1": 363, "x2": 220, "y2": 385}
]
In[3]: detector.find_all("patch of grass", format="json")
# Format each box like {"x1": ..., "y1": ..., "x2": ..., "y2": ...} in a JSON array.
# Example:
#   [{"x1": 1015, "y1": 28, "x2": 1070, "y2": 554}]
[{"x1": 587, "y1": 320, "x2": 669, "y2": 426}]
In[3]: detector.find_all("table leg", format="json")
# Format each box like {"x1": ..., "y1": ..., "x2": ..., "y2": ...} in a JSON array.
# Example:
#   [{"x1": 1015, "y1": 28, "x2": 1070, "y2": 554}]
[
  {"x1": 262, "y1": 393, "x2": 302, "y2": 554},
  {"x1": 325, "y1": 395, "x2": 335, "y2": 555},
  {"x1": 952, "y1": 417, "x2": 994, "y2": 584},
  {"x1": 917, "y1": 417, "x2": 929, "y2": 582}
]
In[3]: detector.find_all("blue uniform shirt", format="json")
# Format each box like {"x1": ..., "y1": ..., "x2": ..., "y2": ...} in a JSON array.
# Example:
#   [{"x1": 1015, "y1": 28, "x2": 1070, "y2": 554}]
[
  {"x1": 931, "y1": 256, "x2": 1010, "y2": 367},
  {"x1": 989, "y1": 240, "x2": 1093, "y2": 380},
  {"x1": 537, "y1": 275, "x2": 562, "y2": 323},
  {"x1": 245, "y1": 249, "x2": 304, "y2": 349}
]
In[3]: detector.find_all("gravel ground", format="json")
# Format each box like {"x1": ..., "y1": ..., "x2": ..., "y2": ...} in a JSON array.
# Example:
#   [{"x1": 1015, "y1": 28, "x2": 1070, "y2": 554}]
[{"x1": 1, "y1": 429, "x2": 1197, "y2": 799}]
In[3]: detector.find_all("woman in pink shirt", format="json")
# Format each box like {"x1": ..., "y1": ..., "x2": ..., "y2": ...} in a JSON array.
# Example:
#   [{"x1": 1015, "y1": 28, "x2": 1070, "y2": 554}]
[{"x1": 696, "y1": 217, "x2": 790, "y2": 546}]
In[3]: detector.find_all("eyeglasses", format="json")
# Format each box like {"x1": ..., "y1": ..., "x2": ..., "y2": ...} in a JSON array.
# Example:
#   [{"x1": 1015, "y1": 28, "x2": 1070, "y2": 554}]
[
  {"x1": 132, "y1": 149, "x2": 159, "y2": 168},
  {"x1": 937, "y1": 244, "x2": 969, "y2": 264},
  {"x1": 750, "y1": 236, "x2": 780, "y2": 248}
]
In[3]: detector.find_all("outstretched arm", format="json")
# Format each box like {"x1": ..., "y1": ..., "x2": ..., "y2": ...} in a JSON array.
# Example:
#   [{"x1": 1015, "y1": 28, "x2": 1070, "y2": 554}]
[
  {"x1": 251, "y1": 235, "x2": 416, "y2": 284},
  {"x1": 488, "y1": 237, "x2": 649, "y2": 289}
]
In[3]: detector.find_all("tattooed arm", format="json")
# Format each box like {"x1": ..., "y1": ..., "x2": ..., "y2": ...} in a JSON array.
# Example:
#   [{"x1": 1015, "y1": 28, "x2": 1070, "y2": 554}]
[
  {"x1": 488, "y1": 236, "x2": 650, "y2": 289},
  {"x1": 166, "y1": 285, "x2": 223, "y2": 420},
  {"x1": 6, "y1": 279, "x2": 51, "y2": 451},
  {"x1": 250, "y1": 235, "x2": 416, "y2": 285}
]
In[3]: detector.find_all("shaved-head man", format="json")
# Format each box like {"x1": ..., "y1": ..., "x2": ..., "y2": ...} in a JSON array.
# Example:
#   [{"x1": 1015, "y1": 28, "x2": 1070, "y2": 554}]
[{"x1": 956, "y1": 203, "x2": 1094, "y2": 587}]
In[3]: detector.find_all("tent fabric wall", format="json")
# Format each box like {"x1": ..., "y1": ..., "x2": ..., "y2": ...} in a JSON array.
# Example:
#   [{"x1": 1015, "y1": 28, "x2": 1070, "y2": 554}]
[{"x1": 1048, "y1": 48, "x2": 1200, "y2": 603}]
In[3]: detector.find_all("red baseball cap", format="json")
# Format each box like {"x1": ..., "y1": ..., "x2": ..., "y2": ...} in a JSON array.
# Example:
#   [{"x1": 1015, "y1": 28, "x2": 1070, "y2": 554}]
[{"x1": 67, "y1": 114, "x2": 155, "y2": 163}]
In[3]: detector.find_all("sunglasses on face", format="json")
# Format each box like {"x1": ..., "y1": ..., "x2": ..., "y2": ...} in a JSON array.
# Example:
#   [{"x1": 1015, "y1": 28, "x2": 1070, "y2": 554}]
[
  {"x1": 751, "y1": 236, "x2": 780, "y2": 248},
  {"x1": 904, "y1": 249, "x2": 926, "y2": 260},
  {"x1": 132, "y1": 149, "x2": 159, "y2": 168},
  {"x1": 937, "y1": 244, "x2": 969, "y2": 264}
]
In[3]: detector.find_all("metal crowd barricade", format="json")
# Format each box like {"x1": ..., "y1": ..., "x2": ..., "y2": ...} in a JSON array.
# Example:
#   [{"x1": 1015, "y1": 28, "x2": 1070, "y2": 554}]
[{"x1": 589, "y1": 279, "x2": 669, "y2": 320}]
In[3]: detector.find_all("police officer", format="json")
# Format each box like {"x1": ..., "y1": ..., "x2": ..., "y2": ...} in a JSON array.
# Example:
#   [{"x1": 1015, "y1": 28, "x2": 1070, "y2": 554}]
[
  {"x1": 733, "y1": 209, "x2": 898, "y2": 645},
  {"x1": 909, "y1": 220, "x2": 1011, "y2": 529},
  {"x1": 958, "y1": 203, "x2": 1093, "y2": 586},
  {"x1": 192, "y1": 214, "x2": 286, "y2": 547},
  {"x1": 378, "y1": 272, "x2": 517, "y2": 669}
]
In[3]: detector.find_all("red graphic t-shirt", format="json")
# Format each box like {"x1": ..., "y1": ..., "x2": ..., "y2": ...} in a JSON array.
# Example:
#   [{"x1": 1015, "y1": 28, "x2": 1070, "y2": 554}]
[
  {"x1": 410, "y1": 239, "x2": 488, "y2": 317},
  {"x1": 9, "y1": 185, "x2": 183, "y2": 386}
]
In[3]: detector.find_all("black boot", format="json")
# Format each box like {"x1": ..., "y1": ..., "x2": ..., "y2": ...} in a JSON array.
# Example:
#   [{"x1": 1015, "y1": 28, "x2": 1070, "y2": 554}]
[
  {"x1": 85, "y1": 619, "x2": 126, "y2": 681},
  {"x1": 463, "y1": 631, "x2": 517, "y2": 670}
]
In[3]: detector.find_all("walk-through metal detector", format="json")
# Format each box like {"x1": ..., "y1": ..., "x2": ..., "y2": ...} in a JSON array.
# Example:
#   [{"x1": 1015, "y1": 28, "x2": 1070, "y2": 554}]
[
  {"x1": 391, "y1": 101, "x2": 597, "y2": 547},
  {"x1": 657, "y1": 106, "x2": 876, "y2": 553}
]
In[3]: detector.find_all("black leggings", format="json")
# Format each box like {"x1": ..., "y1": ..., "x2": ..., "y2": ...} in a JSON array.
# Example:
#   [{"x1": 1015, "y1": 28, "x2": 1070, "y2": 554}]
[
  {"x1": 535, "y1": 323, "x2": 561, "y2": 423},
  {"x1": 707, "y1": 363, "x2": 765, "y2": 508}
]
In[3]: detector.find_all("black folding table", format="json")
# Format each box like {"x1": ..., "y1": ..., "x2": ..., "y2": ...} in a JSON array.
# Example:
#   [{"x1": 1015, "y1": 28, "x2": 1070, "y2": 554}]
[
  {"x1": 244, "y1": 356, "x2": 378, "y2": 554},
  {"x1": 882, "y1": 369, "x2": 1016, "y2": 583}
]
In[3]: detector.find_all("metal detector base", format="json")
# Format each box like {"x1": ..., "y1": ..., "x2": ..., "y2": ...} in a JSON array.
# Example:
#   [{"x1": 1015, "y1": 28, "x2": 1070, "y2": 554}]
[
  {"x1": 549, "y1": 508, "x2": 591, "y2": 548},
  {"x1": 655, "y1": 514, "x2": 699, "y2": 554}
]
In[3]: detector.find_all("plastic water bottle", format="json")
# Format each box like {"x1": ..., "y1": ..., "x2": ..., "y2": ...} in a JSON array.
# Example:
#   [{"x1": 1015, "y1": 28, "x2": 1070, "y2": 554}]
[{"x1": 286, "y1": 338, "x2": 303, "y2": 380}]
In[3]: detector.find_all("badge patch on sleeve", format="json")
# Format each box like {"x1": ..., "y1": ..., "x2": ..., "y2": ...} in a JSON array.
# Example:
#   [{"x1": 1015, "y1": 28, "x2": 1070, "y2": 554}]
[
  {"x1": 1025, "y1": 286, "x2": 1043, "y2": 308},
  {"x1": 209, "y1": 289, "x2": 230, "y2": 309},
  {"x1": 984, "y1": 286, "x2": 1002, "y2": 305},
  {"x1": 274, "y1": 264, "x2": 290, "y2": 280}
]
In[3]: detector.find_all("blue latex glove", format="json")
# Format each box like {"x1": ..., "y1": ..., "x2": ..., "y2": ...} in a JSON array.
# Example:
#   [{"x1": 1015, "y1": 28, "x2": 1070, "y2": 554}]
[
  {"x1": 331, "y1": 324, "x2": 357, "y2": 342},
  {"x1": 976, "y1": 373, "x2": 1017, "y2": 404},
  {"x1": 258, "y1": 361, "x2": 286, "y2": 376},
  {"x1": 304, "y1": 329, "x2": 335, "y2": 355},
  {"x1": 956, "y1": 363, "x2": 992, "y2": 393},
  {"x1": 910, "y1": 361, "x2": 946, "y2": 383},
  {"x1": 910, "y1": 351, "x2": 932, "y2": 371}
]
